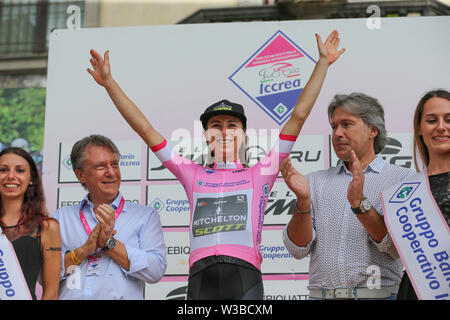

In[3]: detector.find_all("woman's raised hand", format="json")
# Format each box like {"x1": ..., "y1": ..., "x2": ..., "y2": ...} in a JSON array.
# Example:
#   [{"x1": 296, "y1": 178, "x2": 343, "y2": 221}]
[
  {"x1": 87, "y1": 49, "x2": 112, "y2": 87},
  {"x1": 315, "y1": 30, "x2": 346, "y2": 66}
]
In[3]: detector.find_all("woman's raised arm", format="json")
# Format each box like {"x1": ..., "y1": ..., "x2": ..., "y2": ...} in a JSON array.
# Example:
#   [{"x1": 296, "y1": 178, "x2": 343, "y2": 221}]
[
  {"x1": 281, "y1": 30, "x2": 345, "y2": 136},
  {"x1": 88, "y1": 49, "x2": 165, "y2": 148}
]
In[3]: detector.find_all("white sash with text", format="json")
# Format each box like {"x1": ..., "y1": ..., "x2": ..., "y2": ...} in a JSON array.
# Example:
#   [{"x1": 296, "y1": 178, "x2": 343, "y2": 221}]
[
  {"x1": 0, "y1": 232, "x2": 32, "y2": 300},
  {"x1": 381, "y1": 170, "x2": 450, "y2": 300}
]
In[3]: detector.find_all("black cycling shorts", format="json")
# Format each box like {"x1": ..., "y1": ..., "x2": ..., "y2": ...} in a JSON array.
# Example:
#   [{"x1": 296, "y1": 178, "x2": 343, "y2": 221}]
[{"x1": 187, "y1": 255, "x2": 264, "y2": 300}]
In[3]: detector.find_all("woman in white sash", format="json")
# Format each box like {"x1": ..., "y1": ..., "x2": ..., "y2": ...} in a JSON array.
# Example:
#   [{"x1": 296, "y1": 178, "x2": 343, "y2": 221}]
[
  {"x1": 396, "y1": 89, "x2": 450, "y2": 299},
  {"x1": 0, "y1": 147, "x2": 61, "y2": 299}
]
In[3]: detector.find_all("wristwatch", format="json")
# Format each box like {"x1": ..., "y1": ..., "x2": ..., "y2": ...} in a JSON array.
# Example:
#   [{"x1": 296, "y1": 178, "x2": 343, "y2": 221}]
[
  {"x1": 103, "y1": 237, "x2": 116, "y2": 251},
  {"x1": 351, "y1": 197, "x2": 372, "y2": 214}
]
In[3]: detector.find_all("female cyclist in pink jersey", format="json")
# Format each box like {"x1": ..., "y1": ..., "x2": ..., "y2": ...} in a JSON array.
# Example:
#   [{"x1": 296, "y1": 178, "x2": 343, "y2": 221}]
[{"x1": 87, "y1": 30, "x2": 345, "y2": 299}]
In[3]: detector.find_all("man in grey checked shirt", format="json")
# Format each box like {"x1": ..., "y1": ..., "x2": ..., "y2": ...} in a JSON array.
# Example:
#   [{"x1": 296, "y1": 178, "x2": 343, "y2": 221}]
[{"x1": 281, "y1": 93, "x2": 415, "y2": 300}]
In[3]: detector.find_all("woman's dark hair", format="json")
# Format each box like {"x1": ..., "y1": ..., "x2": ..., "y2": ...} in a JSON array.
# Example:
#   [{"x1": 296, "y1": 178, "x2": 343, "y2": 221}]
[{"x1": 0, "y1": 147, "x2": 49, "y2": 233}]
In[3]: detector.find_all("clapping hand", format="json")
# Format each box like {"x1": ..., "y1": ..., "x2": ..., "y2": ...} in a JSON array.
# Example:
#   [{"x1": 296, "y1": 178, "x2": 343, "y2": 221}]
[
  {"x1": 280, "y1": 157, "x2": 310, "y2": 201},
  {"x1": 95, "y1": 204, "x2": 117, "y2": 248},
  {"x1": 346, "y1": 150, "x2": 365, "y2": 208}
]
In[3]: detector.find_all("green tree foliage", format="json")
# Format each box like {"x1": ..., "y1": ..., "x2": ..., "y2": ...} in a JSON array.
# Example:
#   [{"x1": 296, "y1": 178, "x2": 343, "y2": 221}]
[{"x1": 0, "y1": 88, "x2": 46, "y2": 151}]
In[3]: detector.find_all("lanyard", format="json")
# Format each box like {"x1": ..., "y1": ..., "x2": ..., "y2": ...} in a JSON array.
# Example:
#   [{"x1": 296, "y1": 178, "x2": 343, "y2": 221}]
[{"x1": 79, "y1": 197, "x2": 125, "y2": 235}]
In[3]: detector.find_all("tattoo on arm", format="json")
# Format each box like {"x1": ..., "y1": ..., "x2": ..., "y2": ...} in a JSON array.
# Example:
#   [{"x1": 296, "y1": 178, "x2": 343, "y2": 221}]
[{"x1": 46, "y1": 247, "x2": 62, "y2": 252}]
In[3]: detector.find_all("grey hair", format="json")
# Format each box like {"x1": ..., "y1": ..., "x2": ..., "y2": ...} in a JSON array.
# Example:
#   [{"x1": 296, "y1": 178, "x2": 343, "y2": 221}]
[
  {"x1": 327, "y1": 93, "x2": 388, "y2": 154},
  {"x1": 70, "y1": 134, "x2": 121, "y2": 172}
]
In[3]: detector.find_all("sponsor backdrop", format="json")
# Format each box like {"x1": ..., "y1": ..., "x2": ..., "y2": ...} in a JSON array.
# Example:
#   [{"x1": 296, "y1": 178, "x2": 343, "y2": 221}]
[{"x1": 43, "y1": 17, "x2": 450, "y2": 299}]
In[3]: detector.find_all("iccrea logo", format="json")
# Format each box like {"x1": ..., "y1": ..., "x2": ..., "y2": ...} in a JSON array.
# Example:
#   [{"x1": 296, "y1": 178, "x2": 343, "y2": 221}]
[
  {"x1": 150, "y1": 198, "x2": 164, "y2": 213},
  {"x1": 389, "y1": 182, "x2": 421, "y2": 204},
  {"x1": 63, "y1": 155, "x2": 72, "y2": 170},
  {"x1": 230, "y1": 30, "x2": 316, "y2": 125},
  {"x1": 397, "y1": 186, "x2": 413, "y2": 199}
]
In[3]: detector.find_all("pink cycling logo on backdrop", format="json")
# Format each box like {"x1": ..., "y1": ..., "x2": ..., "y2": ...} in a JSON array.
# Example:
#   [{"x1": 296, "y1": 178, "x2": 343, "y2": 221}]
[
  {"x1": 245, "y1": 34, "x2": 304, "y2": 68},
  {"x1": 230, "y1": 31, "x2": 316, "y2": 125}
]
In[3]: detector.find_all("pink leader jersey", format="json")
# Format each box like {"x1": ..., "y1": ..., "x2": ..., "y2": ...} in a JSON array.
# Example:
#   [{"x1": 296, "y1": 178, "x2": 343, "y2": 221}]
[{"x1": 151, "y1": 134, "x2": 297, "y2": 270}]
